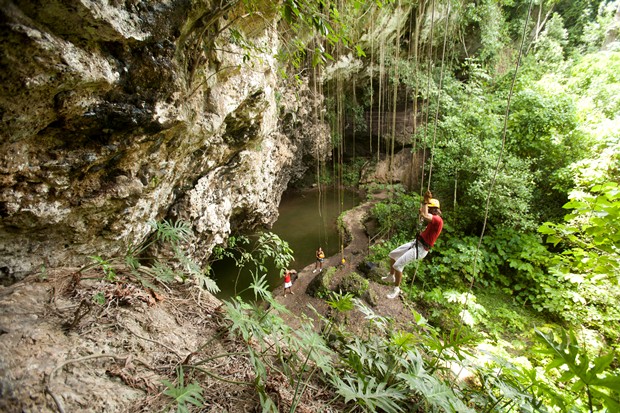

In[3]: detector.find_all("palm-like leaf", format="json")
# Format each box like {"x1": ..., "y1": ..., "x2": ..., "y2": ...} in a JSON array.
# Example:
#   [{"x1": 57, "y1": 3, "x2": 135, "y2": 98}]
[
  {"x1": 249, "y1": 272, "x2": 272, "y2": 301},
  {"x1": 536, "y1": 327, "x2": 620, "y2": 411},
  {"x1": 196, "y1": 273, "x2": 220, "y2": 293},
  {"x1": 151, "y1": 219, "x2": 192, "y2": 244},
  {"x1": 293, "y1": 325, "x2": 335, "y2": 374},
  {"x1": 162, "y1": 367, "x2": 204, "y2": 413},
  {"x1": 327, "y1": 291, "x2": 355, "y2": 313},
  {"x1": 398, "y1": 357, "x2": 476, "y2": 413},
  {"x1": 354, "y1": 299, "x2": 390, "y2": 331},
  {"x1": 390, "y1": 331, "x2": 417, "y2": 352},
  {"x1": 345, "y1": 337, "x2": 389, "y2": 377},
  {"x1": 150, "y1": 261, "x2": 178, "y2": 283},
  {"x1": 223, "y1": 298, "x2": 258, "y2": 342},
  {"x1": 334, "y1": 376, "x2": 406, "y2": 413}
]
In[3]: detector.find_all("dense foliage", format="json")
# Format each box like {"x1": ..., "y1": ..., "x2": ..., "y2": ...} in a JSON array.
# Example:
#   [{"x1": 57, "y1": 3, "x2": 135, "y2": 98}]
[
  {"x1": 230, "y1": 0, "x2": 620, "y2": 410},
  {"x1": 334, "y1": 0, "x2": 620, "y2": 411},
  {"x1": 89, "y1": 0, "x2": 620, "y2": 411}
]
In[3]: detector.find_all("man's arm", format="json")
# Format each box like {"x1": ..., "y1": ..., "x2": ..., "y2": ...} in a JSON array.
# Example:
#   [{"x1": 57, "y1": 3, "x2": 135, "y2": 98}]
[
  {"x1": 419, "y1": 202, "x2": 432, "y2": 222},
  {"x1": 419, "y1": 190, "x2": 433, "y2": 222}
]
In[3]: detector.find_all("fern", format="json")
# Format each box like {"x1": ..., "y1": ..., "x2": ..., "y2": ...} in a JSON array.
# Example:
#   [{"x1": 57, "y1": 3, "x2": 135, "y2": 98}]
[
  {"x1": 150, "y1": 219, "x2": 192, "y2": 244},
  {"x1": 410, "y1": 376, "x2": 475, "y2": 413},
  {"x1": 535, "y1": 328, "x2": 620, "y2": 412},
  {"x1": 424, "y1": 326, "x2": 476, "y2": 373},
  {"x1": 248, "y1": 272, "x2": 272, "y2": 301},
  {"x1": 345, "y1": 337, "x2": 388, "y2": 377},
  {"x1": 173, "y1": 244, "x2": 220, "y2": 293},
  {"x1": 194, "y1": 270, "x2": 220, "y2": 293},
  {"x1": 150, "y1": 261, "x2": 178, "y2": 283},
  {"x1": 327, "y1": 291, "x2": 356, "y2": 313},
  {"x1": 354, "y1": 298, "x2": 389, "y2": 331},
  {"x1": 162, "y1": 367, "x2": 205, "y2": 413},
  {"x1": 334, "y1": 376, "x2": 406, "y2": 413},
  {"x1": 397, "y1": 349, "x2": 475, "y2": 413},
  {"x1": 390, "y1": 331, "x2": 417, "y2": 352},
  {"x1": 292, "y1": 324, "x2": 335, "y2": 375},
  {"x1": 223, "y1": 298, "x2": 257, "y2": 342}
]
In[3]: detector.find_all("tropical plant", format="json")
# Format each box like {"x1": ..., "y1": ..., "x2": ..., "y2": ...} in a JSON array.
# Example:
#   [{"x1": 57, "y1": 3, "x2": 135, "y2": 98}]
[
  {"x1": 533, "y1": 328, "x2": 620, "y2": 412},
  {"x1": 208, "y1": 231, "x2": 294, "y2": 297},
  {"x1": 83, "y1": 219, "x2": 220, "y2": 293},
  {"x1": 331, "y1": 301, "x2": 476, "y2": 412},
  {"x1": 162, "y1": 366, "x2": 205, "y2": 413},
  {"x1": 538, "y1": 182, "x2": 620, "y2": 339},
  {"x1": 370, "y1": 186, "x2": 422, "y2": 236}
]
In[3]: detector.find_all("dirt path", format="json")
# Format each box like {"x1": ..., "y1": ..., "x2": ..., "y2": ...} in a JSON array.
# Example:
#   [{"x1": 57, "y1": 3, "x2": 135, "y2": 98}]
[{"x1": 274, "y1": 191, "x2": 416, "y2": 332}]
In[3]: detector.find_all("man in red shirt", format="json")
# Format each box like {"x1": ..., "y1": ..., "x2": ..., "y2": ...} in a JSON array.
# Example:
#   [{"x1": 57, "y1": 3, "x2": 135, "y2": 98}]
[{"x1": 383, "y1": 191, "x2": 443, "y2": 299}]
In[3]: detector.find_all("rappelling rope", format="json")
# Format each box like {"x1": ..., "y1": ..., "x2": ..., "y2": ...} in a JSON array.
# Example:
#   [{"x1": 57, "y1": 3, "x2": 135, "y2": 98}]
[
  {"x1": 426, "y1": 1, "x2": 451, "y2": 192},
  {"x1": 418, "y1": 0, "x2": 436, "y2": 197},
  {"x1": 408, "y1": 0, "x2": 450, "y2": 295}
]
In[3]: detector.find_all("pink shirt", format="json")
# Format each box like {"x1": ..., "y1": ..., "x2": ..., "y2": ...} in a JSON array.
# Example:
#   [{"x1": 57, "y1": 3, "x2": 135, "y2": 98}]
[{"x1": 419, "y1": 215, "x2": 443, "y2": 248}]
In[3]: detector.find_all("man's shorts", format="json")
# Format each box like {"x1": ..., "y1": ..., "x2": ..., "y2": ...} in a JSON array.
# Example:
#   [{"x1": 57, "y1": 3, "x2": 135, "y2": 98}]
[{"x1": 389, "y1": 240, "x2": 428, "y2": 272}]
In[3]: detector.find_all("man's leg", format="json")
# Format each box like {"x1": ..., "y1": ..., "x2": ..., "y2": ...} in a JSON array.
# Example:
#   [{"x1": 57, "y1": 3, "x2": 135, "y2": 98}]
[
  {"x1": 388, "y1": 243, "x2": 427, "y2": 299},
  {"x1": 394, "y1": 270, "x2": 402, "y2": 287},
  {"x1": 387, "y1": 271, "x2": 402, "y2": 298},
  {"x1": 388, "y1": 252, "x2": 410, "y2": 299}
]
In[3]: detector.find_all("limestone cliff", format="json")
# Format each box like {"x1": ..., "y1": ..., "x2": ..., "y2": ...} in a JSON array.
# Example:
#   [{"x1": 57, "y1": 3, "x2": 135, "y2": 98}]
[{"x1": 0, "y1": 0, "x2": 330, "y2": 283}]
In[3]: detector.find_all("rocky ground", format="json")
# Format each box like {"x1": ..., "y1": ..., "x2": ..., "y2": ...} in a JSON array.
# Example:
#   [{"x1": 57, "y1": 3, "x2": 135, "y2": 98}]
[{"x1": 0, "y1": 191, "x2": 417, "y2": 412}]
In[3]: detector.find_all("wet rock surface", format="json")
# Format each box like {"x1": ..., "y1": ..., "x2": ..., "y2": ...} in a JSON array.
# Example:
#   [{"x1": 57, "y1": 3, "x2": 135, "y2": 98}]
[{"x1": 0, "y1": 0, "x2": 330, "y2": 282}]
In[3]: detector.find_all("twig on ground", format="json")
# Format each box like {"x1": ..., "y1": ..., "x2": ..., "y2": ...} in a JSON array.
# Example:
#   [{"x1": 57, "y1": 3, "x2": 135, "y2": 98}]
[
  {"x1": 125, "y1": 326, "x2": 184, "y2": 359},
  {"x1": 44, "y1": 385, "x2": 65, "y2": 413},
  {"x1": 46, "y1": 353, "x2": 129, "y2": 413}
]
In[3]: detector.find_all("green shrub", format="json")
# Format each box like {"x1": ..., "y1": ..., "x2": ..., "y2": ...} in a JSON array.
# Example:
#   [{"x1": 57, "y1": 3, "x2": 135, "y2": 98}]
[{"x1": 369, "y1": 188, "x2": 421, "y2": 237}]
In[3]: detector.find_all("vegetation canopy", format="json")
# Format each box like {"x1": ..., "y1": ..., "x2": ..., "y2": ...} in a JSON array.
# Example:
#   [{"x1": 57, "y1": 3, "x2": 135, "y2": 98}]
[{"x1": 13, "y1": 0, "x2": 620, "y2": 412}]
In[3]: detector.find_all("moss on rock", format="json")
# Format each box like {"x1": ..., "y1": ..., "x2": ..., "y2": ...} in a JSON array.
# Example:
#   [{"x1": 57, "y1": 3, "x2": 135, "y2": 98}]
[
  {"x1": 307, "y1": 266, "x2": 336, "y2": 298},
  {"x1": 337, "y1": 271, "x2": 368, "y2": 298},
  {"x1": 363, "y1": 288, "x2": 378, "y2": 307},
  {"x1": 356, "y1": 260, "x2": 386, "y2": 283}
]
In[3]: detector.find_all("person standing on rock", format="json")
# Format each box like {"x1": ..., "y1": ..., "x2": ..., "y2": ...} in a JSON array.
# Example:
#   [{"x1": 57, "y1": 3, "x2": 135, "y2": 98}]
[
  {"x1": 383, "y1": 190, "x2": 443, "y2": 299},
  {"x1": 313, "y1": 247, "x2": 325, "y2": 273},
  {"x1": 283, "y1": 269, "x2": 296, "y2": 297}
]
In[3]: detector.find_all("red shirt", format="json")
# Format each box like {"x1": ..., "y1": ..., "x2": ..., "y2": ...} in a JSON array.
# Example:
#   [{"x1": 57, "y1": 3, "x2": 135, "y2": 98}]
[
  {"x1": 284, "y1": 273, "x2": 291, "y2": 283},
  {"x1": 419, "y1": 215, "x2": 443, "y2": 248}
]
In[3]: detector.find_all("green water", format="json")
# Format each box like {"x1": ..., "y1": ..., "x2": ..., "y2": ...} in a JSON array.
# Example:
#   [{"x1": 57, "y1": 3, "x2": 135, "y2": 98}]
[{"x1": 210, "y1": 187, "x2": 360, "y2": 300}]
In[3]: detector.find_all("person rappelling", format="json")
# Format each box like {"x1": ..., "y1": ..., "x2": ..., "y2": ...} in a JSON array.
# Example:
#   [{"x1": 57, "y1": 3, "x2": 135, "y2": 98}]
[{"x1": 382, "y1": 190, "x2": 444, "y2": 299}]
